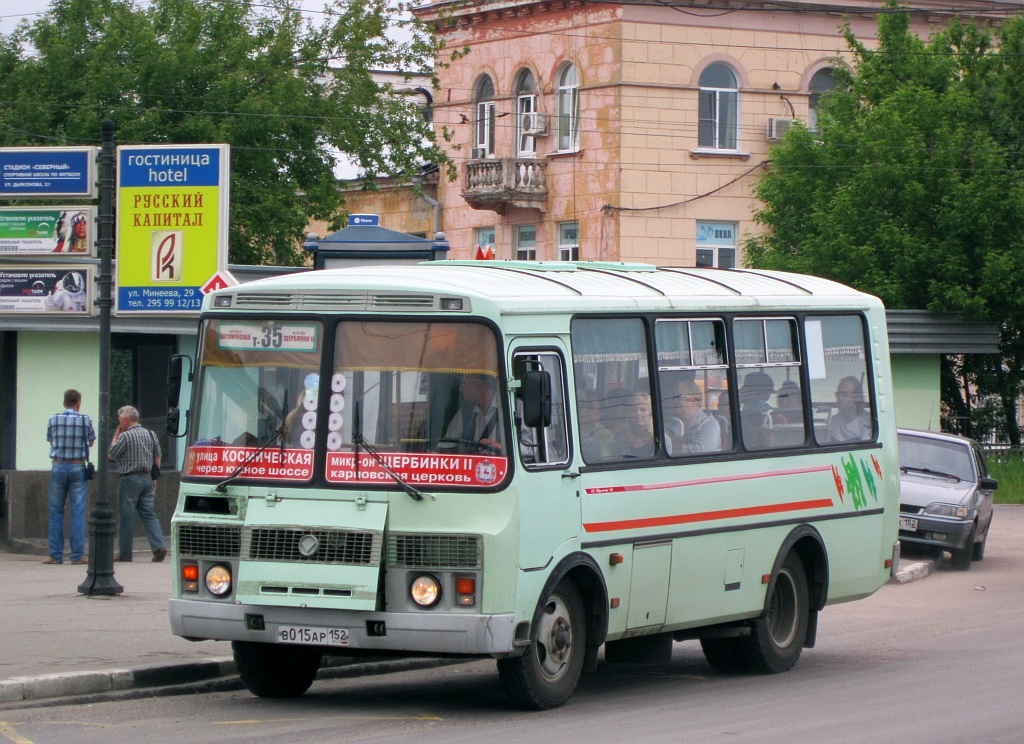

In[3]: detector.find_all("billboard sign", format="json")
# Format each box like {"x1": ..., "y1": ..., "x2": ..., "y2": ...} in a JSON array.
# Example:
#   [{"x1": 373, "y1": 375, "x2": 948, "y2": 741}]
[
  {"x1": 0, "y1": 207, "x2": 95, "y2": 256},
  {"x1": 0, "y1": 265, "x2": 94, "y2": 315},
  {"x1": 0, "y1": 147, "x2": 97, "y2": 198},
  {"x1": 116, "y1": 144, "x2": 229, "y2": 314}
]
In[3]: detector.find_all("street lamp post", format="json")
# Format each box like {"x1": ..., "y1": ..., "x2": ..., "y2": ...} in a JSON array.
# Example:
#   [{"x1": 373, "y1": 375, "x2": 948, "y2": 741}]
[{"x1": 79, "y1": 119, "x2": 123, "y2": 596}]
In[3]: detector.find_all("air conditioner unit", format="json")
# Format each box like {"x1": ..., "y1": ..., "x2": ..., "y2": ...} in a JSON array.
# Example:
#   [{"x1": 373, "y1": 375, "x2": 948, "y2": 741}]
[
  {"x1": 767, "y1": 117, "x2": 796, "y2": 141},
  {"x1": 470, "y1": 147, "x2": 487, "y2": 159},
  {"x1": 520, "y1": 111, "x2": 548, "y2": 136}
]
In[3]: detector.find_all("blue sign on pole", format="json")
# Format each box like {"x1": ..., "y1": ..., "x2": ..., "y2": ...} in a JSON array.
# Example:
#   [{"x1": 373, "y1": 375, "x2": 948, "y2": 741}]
[{"x1": 0, "y1": 148, "x2": 97, "y2": 198}]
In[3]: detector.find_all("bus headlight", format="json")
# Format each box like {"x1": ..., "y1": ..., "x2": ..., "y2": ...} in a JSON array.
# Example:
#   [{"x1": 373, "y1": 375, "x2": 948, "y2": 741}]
[
  {"x1": 410, "y1": 574, "x2": 441, "y2": 607},
  {"x1": 205, "y1": 564, "x2": 232, "y2": 596}
]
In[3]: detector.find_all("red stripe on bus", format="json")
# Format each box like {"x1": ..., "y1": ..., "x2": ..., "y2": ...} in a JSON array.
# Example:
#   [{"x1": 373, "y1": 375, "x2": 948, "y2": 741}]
[
  {"x1": 583, "y1": 498, "x2": 836, "y2": 533},
  {"x1": 584, "y1": 465, "x2": 833, "y2": 495}
]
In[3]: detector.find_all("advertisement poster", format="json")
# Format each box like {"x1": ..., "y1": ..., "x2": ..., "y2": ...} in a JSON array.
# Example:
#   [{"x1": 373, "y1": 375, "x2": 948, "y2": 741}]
[
  {"x1": 0, "y1": 208, "x2": 95, "y2": 256},
  {"x1": 115, "y1": 144, "x2": 229, "y2": 314},
  {"x1": 0, "y1": 266, "x2": 94, "y2": 315},
  {"x1": 0, "y1": 147, "x2": 96, "y2": 198}
]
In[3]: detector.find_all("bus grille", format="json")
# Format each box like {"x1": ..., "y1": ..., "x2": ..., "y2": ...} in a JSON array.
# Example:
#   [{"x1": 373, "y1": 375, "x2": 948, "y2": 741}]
[
  {"x1": 177, "y1": 524, "x2": 243, "y2": 557},
  {"x1": 244, "y1": 527, "x2": 382, "y2": 565},
  {"x1": 387, "y1": 533, "x2": 482, "y2": 569}
]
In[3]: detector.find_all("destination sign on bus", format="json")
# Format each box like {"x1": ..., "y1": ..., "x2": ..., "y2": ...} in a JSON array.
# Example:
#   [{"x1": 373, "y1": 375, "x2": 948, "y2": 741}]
[
  {"x1": 326, "y1": 452, "x2": 507, "y2": 488},
  {"x1": 217, "y1": 322, "x2": 318, "y2": 351},
  {"x1": 184, "y1": 446, "x2": 314, "y2": 480}
]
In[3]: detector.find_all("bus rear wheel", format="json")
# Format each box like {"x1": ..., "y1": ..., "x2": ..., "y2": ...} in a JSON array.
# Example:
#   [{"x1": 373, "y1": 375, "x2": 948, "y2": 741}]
[
  {"x1": 497, "y1": 579, "x2": 586, "y2": 710},
  {"x1": 736, "y1": 552, "x2": 809, "y2": 674},
  {"x1": 232, "y1": 640, "x2": 322, "y2": 698}
]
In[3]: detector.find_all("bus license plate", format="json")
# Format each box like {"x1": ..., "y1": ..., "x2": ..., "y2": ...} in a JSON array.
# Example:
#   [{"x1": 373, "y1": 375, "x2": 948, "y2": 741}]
[
  {"x1": 898, "y1": 517, "x2": 918, "y2": 532},
  {"x1": 277, "y1": 625, "x2": 350, "y2": 646}
]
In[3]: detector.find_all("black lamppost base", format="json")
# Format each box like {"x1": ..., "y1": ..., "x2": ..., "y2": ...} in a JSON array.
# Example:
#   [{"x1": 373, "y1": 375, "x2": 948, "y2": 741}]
[{"x1": 78, "y1": 497, "x2": 123, "y2": 596}]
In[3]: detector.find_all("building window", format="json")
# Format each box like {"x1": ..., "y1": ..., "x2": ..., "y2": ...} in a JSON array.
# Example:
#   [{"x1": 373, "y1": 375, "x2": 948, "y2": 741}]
[
  {"x1": 556, "y1": 63, "x2": 579, "y2": 152},
  {"x1": 696, "y1": 221, "x2": 737, "y2": 268},
  {"x1": 808, "y1": 68, "x2": 838, "y2": 133},
  {"x1": 558, "y1": 221, "x2": 579, "y2": 261},
  {"x1": 698, "y1": 63, "x2": 739, "y2": 150},
  {"x1": 474, "y1": 75, "x2": 496, "y2": 158},
  {"x1": 515, "y1": 69, "x2": 538, "y2": 157},
  {"x1": 475, "y1": 226, "x2": 496, "y2": 258},
  {"x1": 516, "y1": 224, "x2": 537, "y2": 261}
]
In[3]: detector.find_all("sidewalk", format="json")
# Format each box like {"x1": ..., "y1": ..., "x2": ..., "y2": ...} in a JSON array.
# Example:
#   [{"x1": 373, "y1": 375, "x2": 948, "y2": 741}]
[{"x1": 0, "y1": 538, "x2": 936, "y2": 707}]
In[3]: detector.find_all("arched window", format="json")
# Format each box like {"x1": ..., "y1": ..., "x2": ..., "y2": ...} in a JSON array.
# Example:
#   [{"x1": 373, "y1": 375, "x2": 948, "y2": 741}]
[
  {"x1": 556, "y1": 63, "x2": 579, "y2": 152},
  {"x1": 474, "y1": 75, "x2": 496, "y2": 158},
  {"x1": 515, "y1": 69, "x2": 538, "y2": 157},
  {"x1": 698, "y1": 63, "x2": 738, "y2": 150},
  {"x1": 808, "y1": 68, "x2": 838, "y2": 132}
]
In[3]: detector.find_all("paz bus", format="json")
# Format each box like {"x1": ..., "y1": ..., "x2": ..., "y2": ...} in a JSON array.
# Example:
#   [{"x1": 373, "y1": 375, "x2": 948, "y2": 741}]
[{"x1": 166, "y1": 261, "x2": 899, "y2": 709}]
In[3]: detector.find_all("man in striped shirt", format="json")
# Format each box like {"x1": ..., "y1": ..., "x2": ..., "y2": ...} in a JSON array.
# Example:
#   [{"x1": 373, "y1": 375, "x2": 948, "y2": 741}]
[
  {"x1": 109, "y1": 405, "x2": 166, "y2": 562},
  {"x1": 45, "y1": 389, "x2": 96, "y2": 564}
]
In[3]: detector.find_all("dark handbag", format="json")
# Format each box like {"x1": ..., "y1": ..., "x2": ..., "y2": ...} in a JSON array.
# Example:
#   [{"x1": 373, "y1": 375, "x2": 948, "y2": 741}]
[
  {"x1": 85, "y1": 461, "x2": 96, "y2": 480},
  {"x1": 149, "y1": 430, "x2": 161, "y2": 480}
]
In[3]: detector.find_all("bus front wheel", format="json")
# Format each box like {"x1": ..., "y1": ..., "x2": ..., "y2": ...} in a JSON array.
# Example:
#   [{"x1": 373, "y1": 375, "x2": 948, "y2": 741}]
[
  {"x1": 497, "y1": 579, "x2": 586, "y2": 710},
  {"x1": 737, "y1": 552, "x2": 809, "y2": 674},
  {"x1": 232, "y1": 640, "x2": 322, "y2": 698}
]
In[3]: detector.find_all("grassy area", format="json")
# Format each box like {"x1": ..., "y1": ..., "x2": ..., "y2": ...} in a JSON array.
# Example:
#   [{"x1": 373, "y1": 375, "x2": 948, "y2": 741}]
[{"x1": 985, "y1": 451, "x2": 1024, "y2": 504}]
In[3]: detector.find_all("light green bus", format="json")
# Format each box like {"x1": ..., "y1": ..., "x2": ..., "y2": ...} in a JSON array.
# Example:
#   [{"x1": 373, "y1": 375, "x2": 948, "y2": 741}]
[{"x1": 167, "y1": 261, "x2": 900, "y2": 709}]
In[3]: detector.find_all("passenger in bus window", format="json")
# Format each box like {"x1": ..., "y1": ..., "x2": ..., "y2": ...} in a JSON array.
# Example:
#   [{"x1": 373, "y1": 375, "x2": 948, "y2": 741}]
[
  {"x1": 578, "y1": 391, "x2": 615, "y2": 462},
  {"x1": 740, "y1": 371, "x2": 775, "y2": 449},
  {"x1": 666, "y1": 380, "x2": 721, "y2": 456},
  {"x1": 445, "y1": 374, "x2": 505, "y2": 454},
  {"x1": 773, "y1": 380, "x2": 803, "y2": 426},
  {"x1": 604, "y1": 389, "x2": 655, "y2": 459},
  {"x1": 825, "y1": 376, "x2": 871, "y2": 443}
]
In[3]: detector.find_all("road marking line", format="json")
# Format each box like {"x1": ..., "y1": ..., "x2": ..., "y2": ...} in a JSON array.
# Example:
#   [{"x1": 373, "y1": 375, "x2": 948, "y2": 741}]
[{"x1": 0, "y1": 721, "x2": 34, "y2": 744}]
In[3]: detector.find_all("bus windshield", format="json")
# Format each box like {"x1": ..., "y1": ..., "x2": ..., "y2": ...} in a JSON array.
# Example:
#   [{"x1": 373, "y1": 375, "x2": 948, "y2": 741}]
[{"x1": 183, "y1": 318, "x2": 509, "y2": 488}]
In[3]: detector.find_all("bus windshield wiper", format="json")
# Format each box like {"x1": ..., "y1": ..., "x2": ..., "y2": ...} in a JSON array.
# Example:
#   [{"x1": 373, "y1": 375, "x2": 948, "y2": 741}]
[
  {"x1": 351, "y1": 400, "x2": 424, "y2": 501},
  {"x1": 215, "y1": 394, "x2": 288, "y2": 493}
]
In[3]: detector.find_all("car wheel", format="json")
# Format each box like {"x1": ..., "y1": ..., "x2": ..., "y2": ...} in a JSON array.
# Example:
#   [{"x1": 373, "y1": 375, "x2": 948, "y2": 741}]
[
  {"x1": 951, "y1": 523, "x2": 977, "y2": 571},
  {"x1": 971, "y1": 531, "x2": 987, "y2": 561}
]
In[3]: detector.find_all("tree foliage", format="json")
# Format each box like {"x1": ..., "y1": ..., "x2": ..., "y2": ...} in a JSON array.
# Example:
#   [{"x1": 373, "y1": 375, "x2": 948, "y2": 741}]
[
  {"x1": 0, "y1": 0, "x2": 450, "y2": 265},
  {"x1": 746, "y1": 2, "x2": 1024, "y2": 442}
]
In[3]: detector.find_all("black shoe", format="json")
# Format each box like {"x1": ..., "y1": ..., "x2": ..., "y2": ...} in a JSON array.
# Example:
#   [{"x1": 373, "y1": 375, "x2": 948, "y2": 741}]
[{"x1": 152, "y1": 548, "x2": 167, "y2": 562}]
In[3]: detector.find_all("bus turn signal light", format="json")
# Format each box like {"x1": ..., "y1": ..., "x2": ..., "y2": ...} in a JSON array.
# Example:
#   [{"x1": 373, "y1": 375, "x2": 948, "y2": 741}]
[{"x1": 456, "y1": 577, "x2": 475, "y2": 606}]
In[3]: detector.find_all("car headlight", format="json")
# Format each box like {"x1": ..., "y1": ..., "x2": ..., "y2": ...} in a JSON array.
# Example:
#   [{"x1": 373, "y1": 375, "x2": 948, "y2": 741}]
[
  {"x1": 205, "y1": 564, "x2": 232, "y2": 596},
  {"x1": 410, "y1": 574, "x2": 441, "y2": 607},
  {"x1": 923, "y1": 503, "x2": 969, "y2": 518}
]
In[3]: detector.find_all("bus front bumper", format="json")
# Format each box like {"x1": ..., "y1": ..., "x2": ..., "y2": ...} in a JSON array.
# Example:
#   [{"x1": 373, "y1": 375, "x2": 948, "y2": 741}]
[{"x1": 169, "y1": 598, "x2": 517, "y2": 656}]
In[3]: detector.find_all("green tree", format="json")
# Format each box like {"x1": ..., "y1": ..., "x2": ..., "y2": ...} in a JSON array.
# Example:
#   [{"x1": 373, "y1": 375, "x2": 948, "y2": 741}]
[
  {"x1": 746, "y1": 2, "x2": 1024, "y2": 443},
  {"x1": 0, "y1": 0, "x2": 450, "y2": 265}
]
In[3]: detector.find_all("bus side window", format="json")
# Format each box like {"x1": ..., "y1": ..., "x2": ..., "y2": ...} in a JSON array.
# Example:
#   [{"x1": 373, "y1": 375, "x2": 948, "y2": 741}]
[{"x1": 513, "y1": 350, "x2": 569, "y2": 468}]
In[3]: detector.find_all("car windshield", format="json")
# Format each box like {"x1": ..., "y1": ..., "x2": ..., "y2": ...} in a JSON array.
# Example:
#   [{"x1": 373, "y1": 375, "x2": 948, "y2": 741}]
[{"x1": 898, "y1": 434, "x2": 974, "y2": 482}]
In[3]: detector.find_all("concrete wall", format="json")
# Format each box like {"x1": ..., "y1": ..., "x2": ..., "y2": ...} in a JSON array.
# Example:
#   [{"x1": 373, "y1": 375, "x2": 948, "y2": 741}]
[
  {"x1": 0, "y1": 470, "x2": 178, "y2": 550},
  {"x1": 891, "y1": 354, "x2": 942, "y2": 431},
  {"x1": 18, "y1": 332, "x2": 101, "y2": 471}
]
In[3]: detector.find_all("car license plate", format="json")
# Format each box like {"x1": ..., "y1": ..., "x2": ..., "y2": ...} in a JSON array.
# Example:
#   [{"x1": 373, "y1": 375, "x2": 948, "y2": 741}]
[
  {"x1": 277, "y1": 625, "x2": 350, "y2": 646},
  {"x1": 899, "y1": 516, "x2": 918, "y2": 532}
]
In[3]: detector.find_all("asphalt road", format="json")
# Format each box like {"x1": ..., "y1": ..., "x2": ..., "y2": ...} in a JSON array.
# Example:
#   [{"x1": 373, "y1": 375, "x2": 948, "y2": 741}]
[{"x1": 3, "y1": 505, "x2": 1022, "y2": 744}]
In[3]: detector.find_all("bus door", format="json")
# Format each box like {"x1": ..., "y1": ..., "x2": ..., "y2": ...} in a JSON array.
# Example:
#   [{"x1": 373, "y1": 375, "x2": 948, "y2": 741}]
[{"x1": 510, "y1": 345, "x2": 579, "y2": 570}]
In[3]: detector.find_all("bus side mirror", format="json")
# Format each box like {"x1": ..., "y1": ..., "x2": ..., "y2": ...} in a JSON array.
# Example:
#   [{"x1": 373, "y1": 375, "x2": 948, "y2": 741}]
[
  {"x1": 167, "y1": 407, "x2": 181, "y2": 437},
  {"x1": 167, "y1": 354, "x2": 193, "y2": 407},
  {"x1": 521, "y1": 370, "x2": 552, "y2": 428}
]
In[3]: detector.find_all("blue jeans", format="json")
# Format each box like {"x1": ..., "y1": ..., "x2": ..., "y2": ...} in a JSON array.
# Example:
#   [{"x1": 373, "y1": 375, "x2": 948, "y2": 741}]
[
  {"x1": 48, "y1": 463, "x2": 88, "y2": 562},
  {"x1": 117, "y1": 474, "x2": 166, "y2": 560}
]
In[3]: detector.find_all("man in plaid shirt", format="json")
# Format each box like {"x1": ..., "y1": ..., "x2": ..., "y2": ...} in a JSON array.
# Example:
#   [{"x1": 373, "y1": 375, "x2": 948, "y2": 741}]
[
  {"x1": 44, "y1": 389, "x2": 96, "y2": 564},
  {"x1": 109, "y1": 405, "x2": 167, "y2": 562}
]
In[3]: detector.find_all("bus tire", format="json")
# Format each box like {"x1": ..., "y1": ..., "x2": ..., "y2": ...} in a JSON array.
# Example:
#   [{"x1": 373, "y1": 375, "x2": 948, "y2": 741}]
[
  {"x1": 737, "y1": 552, "x2": 809, "y2": 674},
  {"x1": 232, "y1": 640, "x2": 322, "y2": 698},
  {"x1": 497, "y1": 579, "x2": 586, "y2": 710},
  {"x1": 699, "y1": 638, "x2": 746, "y2": 674}
]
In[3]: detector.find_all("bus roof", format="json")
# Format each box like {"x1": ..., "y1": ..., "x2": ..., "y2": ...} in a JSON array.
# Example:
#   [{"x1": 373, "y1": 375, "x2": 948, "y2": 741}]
[{"x1": 213, "y1": 262, "x2": 882, "y2": 315}]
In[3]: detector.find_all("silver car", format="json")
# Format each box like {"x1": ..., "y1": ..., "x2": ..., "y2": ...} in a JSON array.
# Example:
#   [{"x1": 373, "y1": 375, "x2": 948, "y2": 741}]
[{"x1": 897, "y1": 428, "x2": 997, "y2": 570}]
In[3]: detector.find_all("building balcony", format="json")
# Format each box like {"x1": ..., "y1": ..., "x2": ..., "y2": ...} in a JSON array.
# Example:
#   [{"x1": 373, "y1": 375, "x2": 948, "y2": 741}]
[{"x1": 462, "y1": 157, "x2": 547, "y2": 213}]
